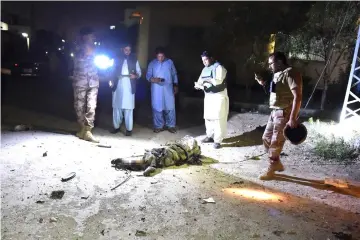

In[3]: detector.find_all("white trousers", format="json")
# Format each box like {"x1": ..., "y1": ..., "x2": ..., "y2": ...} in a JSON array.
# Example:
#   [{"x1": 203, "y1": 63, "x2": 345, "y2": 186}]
[
  {"x1": 205, "y1": 117, "x2": 227, "y2": 143},
  {"x1": 113, "y1": 108, "x2": 133, "y2": 131}
]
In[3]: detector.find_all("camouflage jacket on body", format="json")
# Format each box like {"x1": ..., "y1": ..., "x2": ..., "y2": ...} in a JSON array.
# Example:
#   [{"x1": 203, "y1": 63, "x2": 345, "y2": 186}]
[
  {"x1": 111, "y1": 136, "x2": 202, "y2": 176},
  {"x1": 72, "y1": 48, "x2": 99, "y2": 89}
]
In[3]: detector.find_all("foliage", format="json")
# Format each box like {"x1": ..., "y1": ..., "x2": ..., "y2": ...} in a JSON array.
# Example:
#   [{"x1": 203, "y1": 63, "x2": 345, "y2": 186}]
[
  {"x1": 290, "y1": 2, "x2": 359, "y2": 63},
  {"x1": 207, "y1": 2, "x2": 312, "y2": 100},
  {"x1": 209, "y1": 2, "x2": 312, "y2": 65},
  {"x1": 288, "y1": 1, "x2": 360, "y2": 109},
  {"x1": 314, "y1": 134, "x2": 358, "y2": 160}
]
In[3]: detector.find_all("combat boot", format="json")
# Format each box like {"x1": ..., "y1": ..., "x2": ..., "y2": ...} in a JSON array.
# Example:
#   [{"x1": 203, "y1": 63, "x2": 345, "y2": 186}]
[
  {"x1": 83, "y1": 126, "x2": 100, "y2": 143},
  {"x1": 259, "y1": 159, "x2": 284, "y2": 180},
  {"x1": 76, "y1": 124, "x2": 85, "y2": 139}
]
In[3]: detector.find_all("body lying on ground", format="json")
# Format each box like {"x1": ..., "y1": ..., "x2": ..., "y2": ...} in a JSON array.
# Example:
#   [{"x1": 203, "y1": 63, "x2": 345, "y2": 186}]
[{"x1": 111, "y1": 136, "x2": 202, "y2": 176}]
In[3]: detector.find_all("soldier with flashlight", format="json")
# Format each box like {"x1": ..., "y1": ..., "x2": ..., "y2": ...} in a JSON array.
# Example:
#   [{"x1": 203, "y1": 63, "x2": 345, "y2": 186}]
[{"x1": 72, "y1": 27, "x2": 100, "y2": 143}]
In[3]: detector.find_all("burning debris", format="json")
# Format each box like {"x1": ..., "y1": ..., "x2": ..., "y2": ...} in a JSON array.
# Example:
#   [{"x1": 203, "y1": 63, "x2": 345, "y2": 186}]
[{"x1": 111, "y1": 136, "x2": 202, "y2": 176}]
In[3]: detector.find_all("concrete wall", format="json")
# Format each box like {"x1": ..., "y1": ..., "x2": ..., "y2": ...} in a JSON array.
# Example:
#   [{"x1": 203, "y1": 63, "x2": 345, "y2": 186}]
[
  {"x1": 147, "y1": 7, "x2": 215, "y2": 61},
  {"x1": 292, "y1": 51, "x2": 350, "y2": 89}
]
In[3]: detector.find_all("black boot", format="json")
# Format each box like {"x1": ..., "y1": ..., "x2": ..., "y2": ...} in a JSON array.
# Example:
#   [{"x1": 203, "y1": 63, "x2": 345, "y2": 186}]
[
  {"x1": 202, "y1": 137, "x2": 214, "y2": 143},
  {"x1": 110, "y1": 128, "x2": 120, "y2": 134}
]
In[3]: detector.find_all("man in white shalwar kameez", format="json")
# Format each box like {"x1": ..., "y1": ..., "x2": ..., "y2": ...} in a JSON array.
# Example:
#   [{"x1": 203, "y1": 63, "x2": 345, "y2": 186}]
[
  {"x1": 109, "y1": 44, "x2": 141, "y2": 136},
  {"x1": 194, "y1": 51, "x2": 229, "y2": 149}
]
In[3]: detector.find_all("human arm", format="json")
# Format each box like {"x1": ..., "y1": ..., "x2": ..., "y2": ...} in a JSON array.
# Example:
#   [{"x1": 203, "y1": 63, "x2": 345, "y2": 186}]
[
  {"x1": 135, "y1": 61, "x2": 142, "y2": 79},
  {"x1": 170, "y1": 60, "x2": 178, "y2": 85},
  {"x1": 194, "y1": 74, "x2": 205, "y2": 90},
  {"x1": 131, "y1": 61, "x2": 142, "y2": 79},
  {"x1": 255, "y1": 73, "x2": 266, "y2": 86},
  {"x1": 170, "y1": 60, "x2": 179, "y2": 94},
  {"x1": 146, "y1": 61, "x2": 161, "y2": 83},
  {"x1": 287, "y1": 71, "x2": 303, "y2": 128},
  {"x1": 203, "y1": 65, "x2": 227, "y2": 87}
]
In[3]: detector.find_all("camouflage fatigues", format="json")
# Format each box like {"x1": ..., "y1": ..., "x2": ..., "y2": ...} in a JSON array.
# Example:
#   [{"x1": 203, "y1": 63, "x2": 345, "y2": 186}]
[
  {"x1": 72, "y1": 52, "x2": 99, "y2": 128},
  {"x1": 111, "y1": 136, "x2": 202, "y2": 176},
  {"x1": 263, "y1": 67, "x2": 302, "y2": 159}
]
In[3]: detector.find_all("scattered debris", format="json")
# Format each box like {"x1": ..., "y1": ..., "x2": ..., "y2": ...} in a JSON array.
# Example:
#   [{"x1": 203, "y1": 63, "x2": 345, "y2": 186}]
[
  {"x1": 97, "y1": 144, "x2": 111, "y2": 148},
  {"x1": 324, "y1": 178, "x2": 349, "y2": 189},
  {"x1": 144, "y1": 166, "x2": 156, "y2": 177},
  {"x1": 141, "y1": 217, "x2": 145, "y2": 222},
  {"x1": 250, "y1": 233, "x2": 261, "y2": 238},
  {"x1": 14, "y1": 124, "x2": 32, "y2": 132},
  {"x1": 43, "y1": 151, "x2": 48, "y2": 157},
  {"x1": 36, "y1": 200, "x2": 45, "y2": 204},
  {"x1": 202, "y1": 197, "x2": 216, "y2": 204},
  {"x1": 286, "y1": 231, "x2": 297, "y2": 235},
  {"x1": 111, "y1": 175, "x2": 132, "y2": 191},
  {"x1": 81, "y1": 196, "x2": 89, "y2": 200},
  {"x1": 232, "y1": 181, "x2": 244, "y2": 185},
  {"x1": 278, "y1": 199, "x2": 284, "y2": 203},
  {"x1": 139, "y1": 206, "x2": 146, "y2": 211},
  {"x1": 150, "y1": 181, "x2": 158, "y2": 184},
  {"x1": 49, "y1": 217, "x2": 57, "y2": 223},
  {"x1": 50, "y1": 190, "x2": 65, "y2": 199},
  {"x1": 61, "y1": 172, "x2": 76, "y2": 182},
  {"x1": 135, "y1": 230, "x2": 147, "y2": 237},
  {"x1": 38, "y1": 218, "x2": 44, "y2": 223},
  {"x1": 280, "y1": 152, "x2": 289, "y2": 156},
  {"x1": 100, "y1": 229, "x2": 105, "y2": 236},
  {"x1": 247, "y1": 153, "x2": 266, "y2": 161},
  {"x1": 272, "y1": 230, "x2": 284, "y2": 236},
  {"x1": 332, "y1": 231, "x2": 352, "y2": 240}
]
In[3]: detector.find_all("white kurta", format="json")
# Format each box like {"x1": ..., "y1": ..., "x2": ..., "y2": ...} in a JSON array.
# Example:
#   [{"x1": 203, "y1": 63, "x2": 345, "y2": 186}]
[
  {"x1": 196, "y1": 65, "x2": 229, "y2": 120},
  {"x1": 112, "y1": 60, "x2": 141, "y2": 110},
  {"x1": 196, "y1": 65, "x2": 229, "y2": 143}
]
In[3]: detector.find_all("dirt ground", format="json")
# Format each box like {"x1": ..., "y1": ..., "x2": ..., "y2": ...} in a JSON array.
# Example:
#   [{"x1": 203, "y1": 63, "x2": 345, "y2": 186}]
[{"x1": 1, "y1": 105, "x2": 360, "y2": 240}]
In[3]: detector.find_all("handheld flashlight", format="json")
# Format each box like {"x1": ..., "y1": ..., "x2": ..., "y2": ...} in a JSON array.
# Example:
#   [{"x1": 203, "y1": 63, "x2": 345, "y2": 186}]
[{"x1": 94, "y1": 55, "x2": 114, "y2": 70}]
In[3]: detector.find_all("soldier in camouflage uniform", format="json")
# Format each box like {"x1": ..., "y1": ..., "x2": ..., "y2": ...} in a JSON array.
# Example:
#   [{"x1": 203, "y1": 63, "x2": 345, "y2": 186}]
[
  {"x1": 255, "y1": 52, "x2": 303, "y2": 180},
  {"x1": 72, "y1": 27, "x2": 100, "y2": 143}
]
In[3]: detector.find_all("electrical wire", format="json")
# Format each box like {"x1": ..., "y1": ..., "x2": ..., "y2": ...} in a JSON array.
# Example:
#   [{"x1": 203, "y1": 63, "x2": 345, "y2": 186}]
[{"x1": 303, "y1": 1, "x2": 352, "y2": 110}]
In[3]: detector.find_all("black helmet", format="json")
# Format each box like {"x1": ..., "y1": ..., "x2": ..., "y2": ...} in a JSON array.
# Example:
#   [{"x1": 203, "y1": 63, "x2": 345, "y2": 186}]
[{"x1": 283, "y1": 123, "x2": 308, "y2": 145}]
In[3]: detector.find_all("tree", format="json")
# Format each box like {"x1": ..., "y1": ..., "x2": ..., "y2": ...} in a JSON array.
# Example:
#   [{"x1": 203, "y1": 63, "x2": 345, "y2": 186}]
[
  {"x1": 207, "y1": 2, "x2": 312, "y2": 100},
  {"x1": 288, "y1": 1, "x2": 360, "y2": 110}
]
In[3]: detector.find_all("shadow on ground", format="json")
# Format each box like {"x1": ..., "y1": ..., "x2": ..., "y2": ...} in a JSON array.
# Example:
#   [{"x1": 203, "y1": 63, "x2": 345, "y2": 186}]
[
  {"x1": 222, "y1": 126, "x2": 265, "y2": 147},
  {"x1": 272, "y1": 174, "x2": 360, "y2": 198}
]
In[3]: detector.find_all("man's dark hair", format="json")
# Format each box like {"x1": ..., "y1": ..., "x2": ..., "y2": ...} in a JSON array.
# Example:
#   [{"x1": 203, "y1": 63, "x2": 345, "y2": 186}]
[
  {"x1": 201, "y1": 50, "x2": 213, "y2": 58},
  {"x1": 155, "y1": 47, "x2": 165, "y2": 55},
  {"x1": 79, "y1": 27, "x2": 94, "y2": 36},
  {"x1": 122, "y1": 43, "x2": 132, "y2": 48},
  {"x1": 269, "y1": 51, "x2": 288, "y2": 65}
]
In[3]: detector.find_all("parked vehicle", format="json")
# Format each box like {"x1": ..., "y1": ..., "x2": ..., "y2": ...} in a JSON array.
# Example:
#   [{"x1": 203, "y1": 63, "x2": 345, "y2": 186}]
[
  {"x1": 11, "y1": 52, "x2": 50, "y2": 77},
  {"x1": 1, "y1": 30, "x2": 50, "y2": 78}
]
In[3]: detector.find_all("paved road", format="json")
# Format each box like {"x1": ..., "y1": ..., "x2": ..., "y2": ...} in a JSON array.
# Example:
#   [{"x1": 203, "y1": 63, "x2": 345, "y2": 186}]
[
  {"x1": 1, "y1": 74, "x2": 359, "y2": 239},
  {"x1": 1, "y1": 126, "x2": 359, "y2": 240}
]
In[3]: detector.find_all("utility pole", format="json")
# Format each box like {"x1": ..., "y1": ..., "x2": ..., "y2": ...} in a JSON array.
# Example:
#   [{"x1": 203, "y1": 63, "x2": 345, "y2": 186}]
[
  {"x1": 340, "y1": 21, "x2": 360, "y2": 123},
  {"x1": 29, "y1": 2, "x2": 35, "y2": 50}
]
